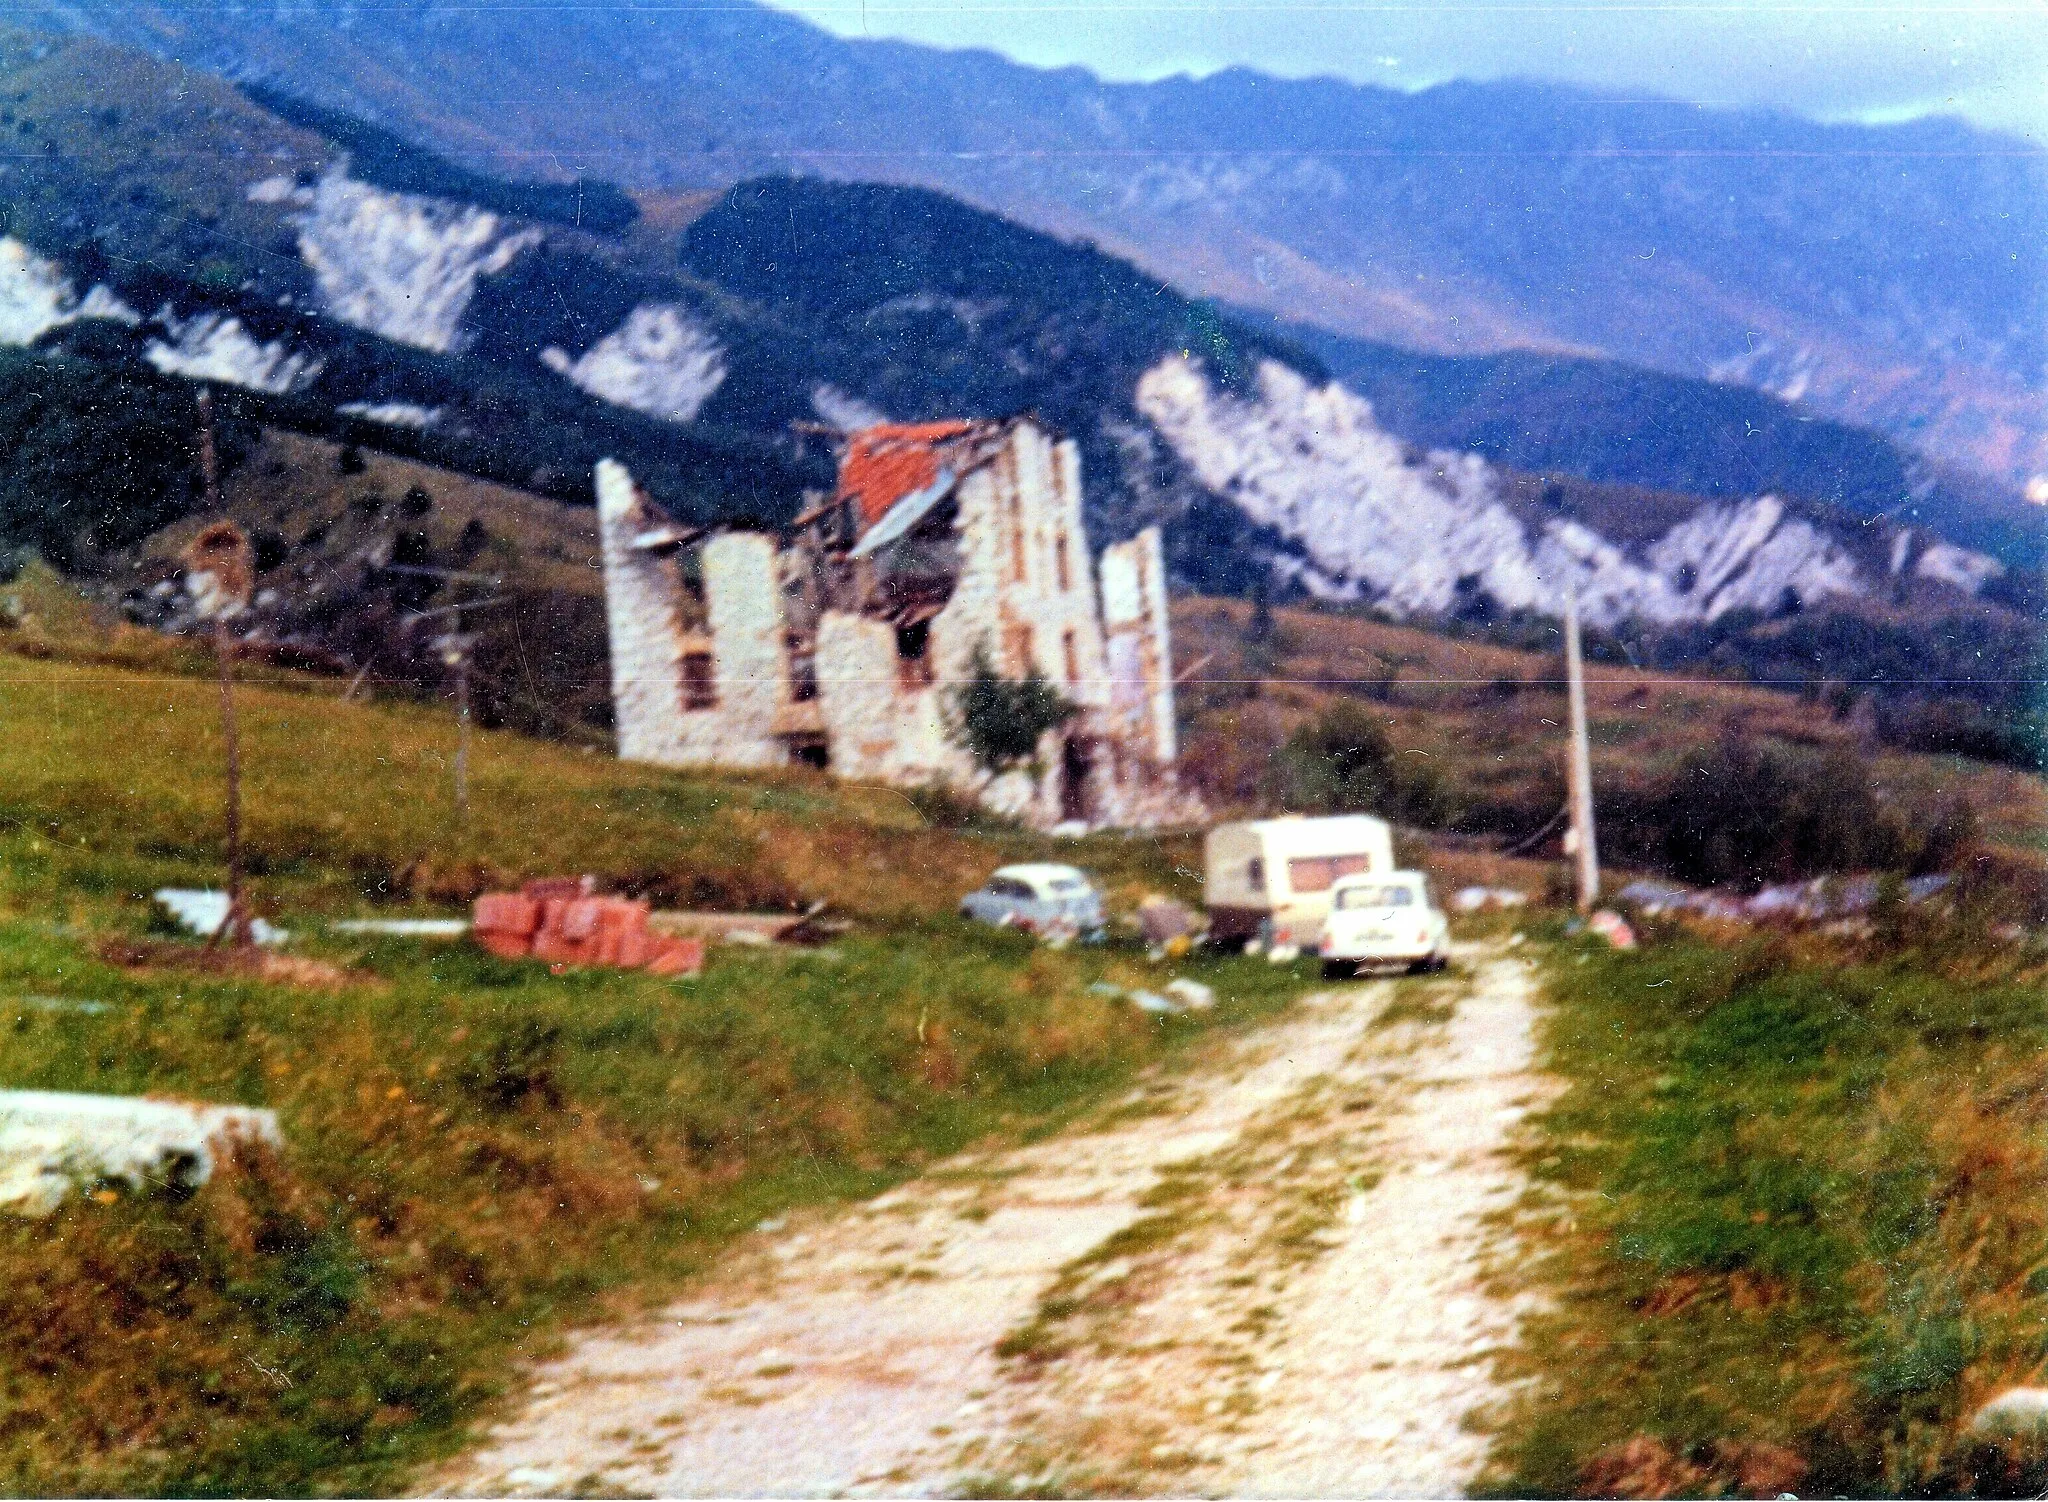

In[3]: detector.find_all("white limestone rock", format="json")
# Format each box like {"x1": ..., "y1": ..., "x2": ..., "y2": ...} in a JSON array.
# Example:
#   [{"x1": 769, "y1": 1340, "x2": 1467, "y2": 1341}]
[
  {"x1": 1644, "y1": 495, "x2": 1865, "y2": 618},
  {"x1": 144, "y1": 311, "x2": 323, "y2": 394},
  {"x1": 338, "y1": 400, "x2": 442, "y2": 429},
  {"x1": 811, "y1": 382, "x2": 888, "y2": 432},
  {"x1": 1136, "y1": 354, "x2": 1873, "y2": 627},
  {"x1": 1136, "y1": 354, "x2": 1540, "y2": 618},
  {"x1": 245, "y1": 174, "x2": 313, "y2": 207},
  {"x1": 0, "y1": 237, "x2": 138, "y2": 345},
  {"x1": 296, "y1": 168, "x2": 540, "y2": 354},
  {"x1": 1707, "y1": 337, "x2": 1818, "y2": 405},
  {"x1": 540, "y1": 303, "x2": 725, "y2": 423},
  {"x1": 1916, "y1": 540, "x2": 2004, "y2": 594},
  {"x1": 0, "y1": 1089, "x2": 282, "y2": 1216},
  {"x1": 1971, "y1": 1388, "x2": 2048, "y2": 1438}
]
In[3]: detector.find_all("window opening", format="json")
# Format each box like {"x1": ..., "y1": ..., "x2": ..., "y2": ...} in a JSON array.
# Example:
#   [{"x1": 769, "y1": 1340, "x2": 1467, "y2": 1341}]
[
  {"x1": 1285, "y1": 853, "x2": 1377, "y2": 893},
  {"x1": 682, "y1": 650, "x2": 717, "y2": 710},
  {"x1": 1060, "y1": 737, "x2": 1093, "y2": 823},
  {"x1": 1005, "y1": 622, "x2": 1035, "y2": 676},
  {"x1": 787, "y1": 633, "x2": 818, "y2": 702},
  {"x1": 1008, "y1": 479, "x2": 1029, "y2": 584},
  {"x1": 896, "y1": 618, "x2": 934, "y2": 690}
]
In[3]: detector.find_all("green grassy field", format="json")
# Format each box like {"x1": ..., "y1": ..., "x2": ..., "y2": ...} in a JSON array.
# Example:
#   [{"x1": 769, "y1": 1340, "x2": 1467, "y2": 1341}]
[
  {"x1": 1483, "y1": 916, "x2": 2048, "y2": 1498},
  {"x1": 0, "y1": 625, "x2": 1322, "y2": 1494}
]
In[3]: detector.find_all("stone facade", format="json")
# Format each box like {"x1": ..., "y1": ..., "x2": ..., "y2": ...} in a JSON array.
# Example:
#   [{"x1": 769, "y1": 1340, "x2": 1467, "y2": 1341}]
[{"x1": 596, "y1": 418, "x2": 1199, "y2": 830}]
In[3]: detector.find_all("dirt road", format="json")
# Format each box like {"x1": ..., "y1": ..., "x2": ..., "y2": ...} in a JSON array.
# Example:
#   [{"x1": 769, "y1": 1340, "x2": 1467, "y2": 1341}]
[{"x1": 435, "y1": 944, "x2": 1550, "y2": 1498}]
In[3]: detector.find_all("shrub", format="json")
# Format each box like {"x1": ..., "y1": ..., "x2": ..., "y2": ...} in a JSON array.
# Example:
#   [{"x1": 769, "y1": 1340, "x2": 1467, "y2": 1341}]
[
  {"x1": 0, "y1": 349, "x2": 244, "y2": 566},
  {"x1": 1609, "y1": 729, "x2": 1905, "y2": 887},
  {"x1": 949, "y1": 645, "x2": 1078, "y2": 774},
  {"x1": 1276, "y1": 700, "x2": 1449, "y2": 826}
]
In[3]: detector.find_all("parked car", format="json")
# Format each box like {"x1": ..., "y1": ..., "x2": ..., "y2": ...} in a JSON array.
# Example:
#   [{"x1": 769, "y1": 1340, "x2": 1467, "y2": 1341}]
[
  {"x1": 960, "y1": 863, "x2": 1106, "y2": 938},
  {"x1": 1317, "y1": 871, "x2": 1450, "y2": 977}
]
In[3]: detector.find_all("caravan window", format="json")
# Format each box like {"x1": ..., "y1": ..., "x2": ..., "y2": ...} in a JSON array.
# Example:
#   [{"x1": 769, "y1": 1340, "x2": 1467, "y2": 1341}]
[{"x1": 1286, "y1": 853, "x2": 1378, "y2": 893}]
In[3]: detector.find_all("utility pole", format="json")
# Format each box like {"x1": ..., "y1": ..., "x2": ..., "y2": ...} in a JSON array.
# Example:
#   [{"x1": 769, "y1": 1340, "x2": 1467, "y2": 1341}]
[
  {"x1": 189, "y1": 387, "x2": 253, "y2": 946},
  {"x1": 1563, "y1": 577, "x2": 1601, "y2": 913},
  {"x1": 395, "y1": 568, "x2": 500, "y2": 826},
  {"x1": 432, "y1": 624, "x2": 479, "y2": 825}
]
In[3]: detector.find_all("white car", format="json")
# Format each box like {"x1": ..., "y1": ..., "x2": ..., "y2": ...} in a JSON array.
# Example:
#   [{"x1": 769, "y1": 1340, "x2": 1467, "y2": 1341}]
[
  {"x1": 1317, "y1": 871, "x2": 1451, "y2": 977},
  {"x1": 959, "y1": 863, "x2": 1107, "y2": 939}
]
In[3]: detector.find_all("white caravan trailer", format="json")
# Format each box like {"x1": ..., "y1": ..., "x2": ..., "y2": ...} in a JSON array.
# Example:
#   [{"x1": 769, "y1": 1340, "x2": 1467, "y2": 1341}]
[{"x1": 1203, "y1": 815, "x2": 1396, "y2": 949}]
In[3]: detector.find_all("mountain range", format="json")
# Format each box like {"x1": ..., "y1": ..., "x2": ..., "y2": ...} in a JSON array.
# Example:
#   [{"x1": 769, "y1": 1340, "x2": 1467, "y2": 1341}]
[
  {"x1": 8, "y1": 0, "x2": 2043, "y2": 499},
  {"x1": 0, "y1": 23, "x2": 2035, "y2": 713}
]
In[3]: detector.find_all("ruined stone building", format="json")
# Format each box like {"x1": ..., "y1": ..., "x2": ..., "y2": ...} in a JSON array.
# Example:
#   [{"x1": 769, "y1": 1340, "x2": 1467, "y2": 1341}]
[{"x1": 596, "y1": 417, "x2": 1199, "y2": 829}]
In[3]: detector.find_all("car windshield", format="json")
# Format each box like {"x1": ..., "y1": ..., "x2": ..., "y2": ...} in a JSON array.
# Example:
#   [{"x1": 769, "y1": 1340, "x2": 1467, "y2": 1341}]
[{"x1": 1334, "y1": 884, "x2": 1417, "y2": 911}]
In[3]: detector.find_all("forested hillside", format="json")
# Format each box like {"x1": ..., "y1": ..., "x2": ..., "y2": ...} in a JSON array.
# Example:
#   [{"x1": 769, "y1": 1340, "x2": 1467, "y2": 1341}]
[{"x1": 9, "y1": 0, "x2": 2041, "y2": 494}]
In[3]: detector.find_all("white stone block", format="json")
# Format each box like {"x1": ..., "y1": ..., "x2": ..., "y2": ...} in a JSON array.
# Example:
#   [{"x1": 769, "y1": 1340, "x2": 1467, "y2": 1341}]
[{"x1": 0, "y1": 1090, "x2": 283, "y2": 1216}]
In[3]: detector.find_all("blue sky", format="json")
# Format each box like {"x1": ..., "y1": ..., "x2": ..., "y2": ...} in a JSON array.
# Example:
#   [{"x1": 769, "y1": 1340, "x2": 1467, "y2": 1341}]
[{"x1": 769, "y1": 0, "x2": 2046, "y2": 137}]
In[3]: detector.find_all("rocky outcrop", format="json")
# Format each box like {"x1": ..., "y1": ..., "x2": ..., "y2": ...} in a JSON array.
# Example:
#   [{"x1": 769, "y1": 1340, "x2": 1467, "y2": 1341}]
[
  {"x1": 1135, "y1": 354, "x2": 1938, "y2": 628},
  {"x1": 1137, "y1": 354, "x2": 1537, "y2": 615},
  {"x1": 337, "y1": 400, "x2": 443, "y2": 428},
  {"x1": 296, "y1": 169, "x2": 540, "y2": 354},
  {"x1": 540, "y1": 304, "x2": 725, "y2": 423},
  {"x1": 0, "y1": 236, "x2": 137, "y2": 345},
  {"x1": 1915, "y1": 540, "x2": 2006, "y2": 593},
  {"x1": 811, "y1": 383, "x2": 887, "y2": 432},
  {"x1": 144, "y1": 311, "x2": 323, "y2": 394}
]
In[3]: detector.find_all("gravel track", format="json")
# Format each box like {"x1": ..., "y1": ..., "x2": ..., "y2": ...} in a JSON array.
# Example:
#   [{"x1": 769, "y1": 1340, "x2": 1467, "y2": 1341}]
[{"x1": 433, "y1": 943, "x2": 1549, "y2": 1498}]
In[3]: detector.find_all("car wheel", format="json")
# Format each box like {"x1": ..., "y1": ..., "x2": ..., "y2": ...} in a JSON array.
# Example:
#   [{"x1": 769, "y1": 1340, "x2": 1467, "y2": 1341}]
[{"x1": 1321, "y1": 958, "x2": 1352, "y2": 980}]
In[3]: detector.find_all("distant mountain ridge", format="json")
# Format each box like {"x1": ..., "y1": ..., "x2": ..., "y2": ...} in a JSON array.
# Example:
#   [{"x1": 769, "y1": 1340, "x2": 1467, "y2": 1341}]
[
  {"x1": 7, "y1": 0, "x2": 2043, "y2": 499},
  {"x1": 0, "y1": 29, "x2": 2031, "y2": 654}
]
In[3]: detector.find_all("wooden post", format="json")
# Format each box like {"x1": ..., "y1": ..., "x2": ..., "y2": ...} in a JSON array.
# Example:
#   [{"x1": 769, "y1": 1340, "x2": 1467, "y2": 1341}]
[
  {"x1": 454, "y1": 645, "x2": 471, "y2": 823},
  {"x1": 194, "y1": 388, "x2": 250, "y2": 947},
  {"x1": 432, "y1": 623, "x2": 480, "y2": 828},
  {"x1": 1564, "y1": 578, "x2": 1600, "y2": 913}
]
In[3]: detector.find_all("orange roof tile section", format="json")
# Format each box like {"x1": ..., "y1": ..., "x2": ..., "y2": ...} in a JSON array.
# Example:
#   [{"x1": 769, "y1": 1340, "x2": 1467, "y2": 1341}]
[{"x1": 837, "y1": 421, "x2": 978, "y2": 527}]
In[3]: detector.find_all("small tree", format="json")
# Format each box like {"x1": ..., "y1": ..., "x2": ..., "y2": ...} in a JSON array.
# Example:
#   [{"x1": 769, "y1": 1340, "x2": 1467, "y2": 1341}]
[
  {"x1": 950, "y1": 645, "x2": 1078, "y2": 774},
  {"x1": 1277, "y1": 701, "x2": 1448, "y2": 827}
]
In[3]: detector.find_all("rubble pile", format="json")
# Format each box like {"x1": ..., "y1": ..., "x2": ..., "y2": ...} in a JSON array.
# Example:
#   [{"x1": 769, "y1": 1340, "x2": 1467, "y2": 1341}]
[{"x1": 1616, "y1": 873, "x2": 1951, "y2": 925}]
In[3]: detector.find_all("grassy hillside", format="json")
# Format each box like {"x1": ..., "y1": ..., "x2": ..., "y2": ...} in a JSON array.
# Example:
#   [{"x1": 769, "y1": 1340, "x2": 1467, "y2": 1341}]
[
  {"x1": 1486, "y1": 919, "x2": 2048, "y2": 1497},
  {"x1": 123, "y1": 429, "x2": 616, "y2": 739},
  {"x1": 0, "y1": 590, "x2": 1339, "y2": 1493},
  {"x1": 1172, "y1": 597, "x2": 2048, "y2": 884},
  {"x1": 0, "y1": 567, "x2": 2040, "y2": 1493}
]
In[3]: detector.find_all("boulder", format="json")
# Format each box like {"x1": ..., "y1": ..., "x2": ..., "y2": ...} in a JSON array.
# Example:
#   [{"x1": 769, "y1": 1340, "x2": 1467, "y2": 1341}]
[
  {"x1": 0, "y1": 1090, "x2": 282, "y2": 1216},
  {"x1": 1972, "y1": 1388, "x2": 2048, "y2": 1437}
]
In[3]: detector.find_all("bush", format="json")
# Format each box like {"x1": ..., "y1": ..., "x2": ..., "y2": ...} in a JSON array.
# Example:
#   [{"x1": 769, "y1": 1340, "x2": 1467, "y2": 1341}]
[
  {"x1": 1609, "y1": 730, "x2": 1905, "y2": 887},
  {"x1": 949, "y1": 646, "x2": 1078, "y2": 773},
  {"x1": 1276, "y1": 700, "x2": 1449, "y2": 826}
]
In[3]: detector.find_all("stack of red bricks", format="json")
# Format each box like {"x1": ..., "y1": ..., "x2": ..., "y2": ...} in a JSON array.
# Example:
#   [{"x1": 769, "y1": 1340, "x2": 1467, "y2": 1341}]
[{"x1": 472, "y1": 879, "x2": 704, "y2": 976}]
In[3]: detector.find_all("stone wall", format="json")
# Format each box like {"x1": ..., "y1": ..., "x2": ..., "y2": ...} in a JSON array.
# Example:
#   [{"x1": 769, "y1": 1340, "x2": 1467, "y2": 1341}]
[
  {"x1": 698, "y1": 532, "x2": 790, "y2": 769},
  {"x1": 596, "y1": 458, "x2": 691, "y2": 767},
  {"x1": 598, "y1": 460, "x2": 788, "y2": 771},
  {"x1": 1100, "y1": 525, "x2": 1176, "y2": 764}
]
